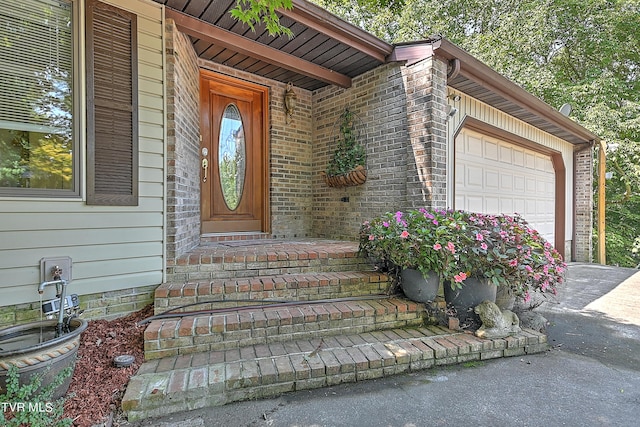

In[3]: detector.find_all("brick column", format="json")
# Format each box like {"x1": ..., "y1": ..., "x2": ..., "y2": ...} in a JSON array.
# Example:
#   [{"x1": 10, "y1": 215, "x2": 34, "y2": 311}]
[
  {"x1": 165, "y1": 20, "x2": 201, "y2": 259},
  {"x1": 573, "y1": 146, "x2": 594, "y2": 262},
  {"x1": 401, "y1": 56, "x2": 449, "y2": 210}
]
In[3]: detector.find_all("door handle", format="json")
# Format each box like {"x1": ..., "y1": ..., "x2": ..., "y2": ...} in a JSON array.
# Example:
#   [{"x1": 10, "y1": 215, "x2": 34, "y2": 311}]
[{"x1": 202, "y1": 158, "x2": 208, "y2": 182}]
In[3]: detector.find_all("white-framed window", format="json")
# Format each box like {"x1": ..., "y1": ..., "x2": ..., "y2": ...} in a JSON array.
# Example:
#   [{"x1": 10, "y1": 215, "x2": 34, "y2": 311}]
[{"x1": 0, "y1": 0, "x2": 79, "y2": 197}]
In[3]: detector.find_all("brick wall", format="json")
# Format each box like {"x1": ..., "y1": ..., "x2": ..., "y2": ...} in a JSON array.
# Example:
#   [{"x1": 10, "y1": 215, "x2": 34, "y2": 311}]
[
  {"x1": 268, "y1": 82, "x2": 314, "y2": 239},
  {"x1": 574, "y1": 146, "x2": 594, "y2": 262},
  {"x1": 402, "y1": 56, "x2": 449, "y2": 210},
  {"x1": 312, "y1": 57, "x2": 450, "y2": 240},
  {"x1": 312, "y1": 63, "x2": 410, "y2": 239},
  {"x1": 166, "y1": 21, "x2": 201, "y2": 259},
  {"x1": 0, "y1": 285, "x2": 155, "y2": 330}
]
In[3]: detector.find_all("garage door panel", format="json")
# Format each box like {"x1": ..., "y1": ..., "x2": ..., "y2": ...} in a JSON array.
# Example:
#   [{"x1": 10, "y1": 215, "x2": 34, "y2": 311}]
[
  {"x1": 485, "y1": 170, "x2": 499, "y2": 189},
  {"x1": 466, "y1": 195, "x2": 484, "y2": 212},
  {"x1": 467, "y1": 135, "x2": 483, "y2": 156},
  {"x1": 455, "y1": 162, "x2": 465, "y2": 185},
  {"x1": 500, "y1": 198, "x2": 514, "y2": 213},
  {"x1": 500, "y1": 172, "x2": 513, "y2": 190},
  {"x1": 513, "y1": 149, "x2": 524, "y2": 166},
  {"x1": 526, "y1": 178, "x2": 537, "y2": 192},
  {"x1": 484, "y1": 140, "x2": 499, "y2": 160},
  {"x1": 466, "y1": 165, "x2": 484, "y2": 188},
  {"x1": 546, "y1": 181, "x2": 555, "y2": 193},
  {"x1": 499, "y1": 145, "x2": 512, "y2": 163},
  {"x1": 513, "y1": 198, "x2": 526, "y2": 213},
  {"x1": 484, "y1": 196, "x2": 500, "y2": 213},
  {"x1": 455, "y1": 129, "x2": 555, "y2": 245},
  {"x1": 525, "y1": 152, "x2": 536, "y2": 169},
  {"x1": 536, "y1": 155, "x2": 548, "y2": 171}
]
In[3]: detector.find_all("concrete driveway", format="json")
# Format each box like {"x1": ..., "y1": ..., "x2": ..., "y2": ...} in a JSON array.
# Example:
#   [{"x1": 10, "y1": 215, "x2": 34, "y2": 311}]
[{"x1": 126, "y1": 263, "x2": 640, "y2": 427}]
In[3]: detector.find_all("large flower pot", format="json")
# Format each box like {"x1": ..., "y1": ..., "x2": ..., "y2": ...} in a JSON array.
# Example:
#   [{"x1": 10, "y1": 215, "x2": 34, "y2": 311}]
[
  {"x1": 495, "y1": 285, "x2": 516, "y2": 311},
  {"x1": 400, "y1": 269, "x2": 439, "y2": 302},
  {"x1": 444, "y1": 277, "x2": 497, "y2": 324},
  {"x1": 0, "y1": 318, "x2": 88, "y2": 399}
]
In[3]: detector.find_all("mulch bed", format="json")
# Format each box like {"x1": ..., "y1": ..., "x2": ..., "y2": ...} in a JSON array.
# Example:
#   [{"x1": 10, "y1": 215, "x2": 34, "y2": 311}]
[{"x1": 64, "y1": 304, "x2": 153, "y2": 427}]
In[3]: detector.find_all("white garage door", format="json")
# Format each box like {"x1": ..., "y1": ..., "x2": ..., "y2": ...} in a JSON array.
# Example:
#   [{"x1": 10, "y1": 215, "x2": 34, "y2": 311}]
[{"x1": 455, "y1": 129, "x2": 556, "y2": 245}]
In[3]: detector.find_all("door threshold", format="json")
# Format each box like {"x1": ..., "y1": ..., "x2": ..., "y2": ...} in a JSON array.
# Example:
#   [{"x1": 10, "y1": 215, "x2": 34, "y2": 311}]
[{"x1": 200, "y1": 232, "x2": 271, "y2": 243}]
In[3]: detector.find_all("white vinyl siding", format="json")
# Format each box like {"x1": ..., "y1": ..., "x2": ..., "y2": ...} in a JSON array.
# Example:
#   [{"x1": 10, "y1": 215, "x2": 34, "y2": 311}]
[
  {"x1": 0, "y1": 0, "x2": 164, "y2": 306},
  {"x1": 447, "y1": 91, "x2": 574, "y2": 245}
]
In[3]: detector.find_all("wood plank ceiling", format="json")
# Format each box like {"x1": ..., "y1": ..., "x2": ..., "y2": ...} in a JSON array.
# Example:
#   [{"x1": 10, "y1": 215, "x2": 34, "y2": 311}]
[{"x1": 154, "y1": 0, "x2": 392, "y2": 91}]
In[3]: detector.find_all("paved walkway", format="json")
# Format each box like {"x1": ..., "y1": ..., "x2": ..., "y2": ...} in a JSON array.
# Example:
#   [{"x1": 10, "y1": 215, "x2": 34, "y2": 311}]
[{"x1": 124, "y1": 263, "x2": 640, "y2": 427}]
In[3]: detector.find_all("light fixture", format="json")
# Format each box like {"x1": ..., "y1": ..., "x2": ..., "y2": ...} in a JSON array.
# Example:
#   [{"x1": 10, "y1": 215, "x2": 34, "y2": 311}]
[
  {"x1": 447, "y1": 93, "x2": 462, "y2": 102},
  {"x1": 447, "y1": 105, "x2": 458, "y2": 118},
  {"x1": 284, "y1": 82, "x2": 297, "y2": 124}
]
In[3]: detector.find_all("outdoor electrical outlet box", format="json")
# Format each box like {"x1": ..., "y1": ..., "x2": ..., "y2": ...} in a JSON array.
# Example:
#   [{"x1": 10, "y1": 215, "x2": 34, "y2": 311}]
[
  {"x1": 42, "y1": 294, "x2": 79, "y2": 316},
  {"x1": 40, "y1": 256, "x2": 72, "y2": 283}
]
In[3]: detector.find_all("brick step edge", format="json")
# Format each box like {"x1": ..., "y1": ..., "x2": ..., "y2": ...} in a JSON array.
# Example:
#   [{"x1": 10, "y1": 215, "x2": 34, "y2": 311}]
[
  {"x1": 167, "y1": 244, "x2": 373, "y2": 283},
  {"x1": 144, "y1": 297, "x2": 425, "y2": 360},
  {"x1": 123, "y1": 326, "x2": 549, "y2": 421},
  {"x1": 154, "y1": 271, "x2": 392, "y2": 314}
]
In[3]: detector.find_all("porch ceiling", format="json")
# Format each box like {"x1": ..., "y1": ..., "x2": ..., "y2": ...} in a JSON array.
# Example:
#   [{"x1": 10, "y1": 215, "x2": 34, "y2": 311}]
[{"x1": 154, "y1": 0, "x2": 392, "y2": 91}]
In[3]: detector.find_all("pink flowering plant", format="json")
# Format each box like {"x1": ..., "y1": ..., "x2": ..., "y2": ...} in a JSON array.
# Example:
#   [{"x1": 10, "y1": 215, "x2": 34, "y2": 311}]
[
  {"x1": 359, "y1": 208, "x2": 566, "y2": 300},
  {"x1": 466, "y1": 213, "x2": 566, "y2": 302},
  {"x1": 359, "y1": 208, "x2": 475, "y2": 286}
]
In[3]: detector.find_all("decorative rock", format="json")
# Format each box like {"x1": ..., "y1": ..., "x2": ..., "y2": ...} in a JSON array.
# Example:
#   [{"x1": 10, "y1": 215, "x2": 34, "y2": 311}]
[
  {"x1": 515, "y1": 310, "x2": 548, "y2": 332},
  {"x1": 474, "y1": 300, "x2": 521, "y2": 339}
]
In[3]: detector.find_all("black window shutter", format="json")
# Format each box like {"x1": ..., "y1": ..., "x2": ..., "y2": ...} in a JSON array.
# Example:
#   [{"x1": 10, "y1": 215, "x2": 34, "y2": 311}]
[{"x1": 86, "y1": 0, "x2": 138, "y2": 206}]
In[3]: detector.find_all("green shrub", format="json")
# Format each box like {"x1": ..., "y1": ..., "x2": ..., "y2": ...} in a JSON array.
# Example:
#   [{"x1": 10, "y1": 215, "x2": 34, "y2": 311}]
[{"x1": 0, "y1": 364, "x2": 73, "y2": 427}]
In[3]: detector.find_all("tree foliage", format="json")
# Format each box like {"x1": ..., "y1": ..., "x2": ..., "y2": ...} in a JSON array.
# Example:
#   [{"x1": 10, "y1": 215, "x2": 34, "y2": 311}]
[
  {"x1": 314, "y1": 0, "x2": 640, "y2": 266},
  {"x1": 231, "y1": 0, "x2": 294, "y2": 37},
  {"x1": 230, "y1": 0, "x2": 404, "y2": 37}
]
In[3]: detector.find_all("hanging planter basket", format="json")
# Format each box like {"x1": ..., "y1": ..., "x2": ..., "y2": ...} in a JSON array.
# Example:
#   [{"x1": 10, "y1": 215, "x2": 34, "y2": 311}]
[
  {"x1": 321, "y1": 165, "x2": 367, "y2": 188},
  {"x1": 322, "y1": 109, "x2": 367, "y2": 188}
]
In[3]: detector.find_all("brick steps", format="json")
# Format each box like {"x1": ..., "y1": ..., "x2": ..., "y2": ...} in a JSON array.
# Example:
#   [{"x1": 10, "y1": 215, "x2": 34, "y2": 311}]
[
  {"x1": 166, "y1": 239, "x2": 369, "y2": 283},
  {"x1": 123, "y1": 326, "x2": 549, "y2": 421},
  {"x1": 143, "y1": 296, "x2": 425, "y2": 360},
  {"x1": 124, "y1": 239, "x2": 550, "y2": 421},
  {"x1": 153, "y1": 271, "x2": 391, "y2": 314}
]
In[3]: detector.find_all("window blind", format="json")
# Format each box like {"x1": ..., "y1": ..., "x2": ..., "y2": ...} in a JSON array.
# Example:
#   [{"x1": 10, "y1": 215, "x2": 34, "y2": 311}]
[{"x1": 0, "y1": 0, "x2": 72, "y2": 134}]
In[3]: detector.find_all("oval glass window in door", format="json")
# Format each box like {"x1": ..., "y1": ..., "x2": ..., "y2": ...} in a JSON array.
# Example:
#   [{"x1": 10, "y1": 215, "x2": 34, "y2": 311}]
[{"x1": 218, "y1": 104, "x2": 246, "y2": 211}]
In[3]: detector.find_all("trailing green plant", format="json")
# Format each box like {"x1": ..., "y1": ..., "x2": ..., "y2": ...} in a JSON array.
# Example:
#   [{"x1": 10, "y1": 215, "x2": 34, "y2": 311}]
[
  {"x1": 0, "y1": 364, "x2": 73, "y2": 427},
  {"x1": 325, "y1": 109, "x2": 366, "y2": 177}
]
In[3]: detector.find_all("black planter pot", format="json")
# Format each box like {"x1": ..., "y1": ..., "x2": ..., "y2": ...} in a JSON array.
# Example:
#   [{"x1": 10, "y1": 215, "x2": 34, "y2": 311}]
[
  {"x1": 400, "y1": 269, "x2": 439, "y2": 302},
  {"x1": 444, "y1": 277, "x2": 497, "y2": 325}
]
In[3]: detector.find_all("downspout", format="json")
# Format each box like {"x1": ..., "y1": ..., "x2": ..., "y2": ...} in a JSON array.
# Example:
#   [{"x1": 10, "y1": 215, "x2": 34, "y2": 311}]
[
  {"x1": 597, "y1": 140, "x2": 607, "y2": 264},
  {"x1": 447, "y1": 58, "x2": 460, "y2": 79},
  {"x1": 161, "y1": 5, "x2": 168, "y2": 284},
  {"x1": 572, "y1": 140, "x2": 596, "y2": 262}
]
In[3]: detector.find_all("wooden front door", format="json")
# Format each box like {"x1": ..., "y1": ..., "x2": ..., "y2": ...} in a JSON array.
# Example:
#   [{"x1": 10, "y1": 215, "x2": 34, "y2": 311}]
[{"x1": 199, "y1": 71, "x2": 269, "y2": 234}]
